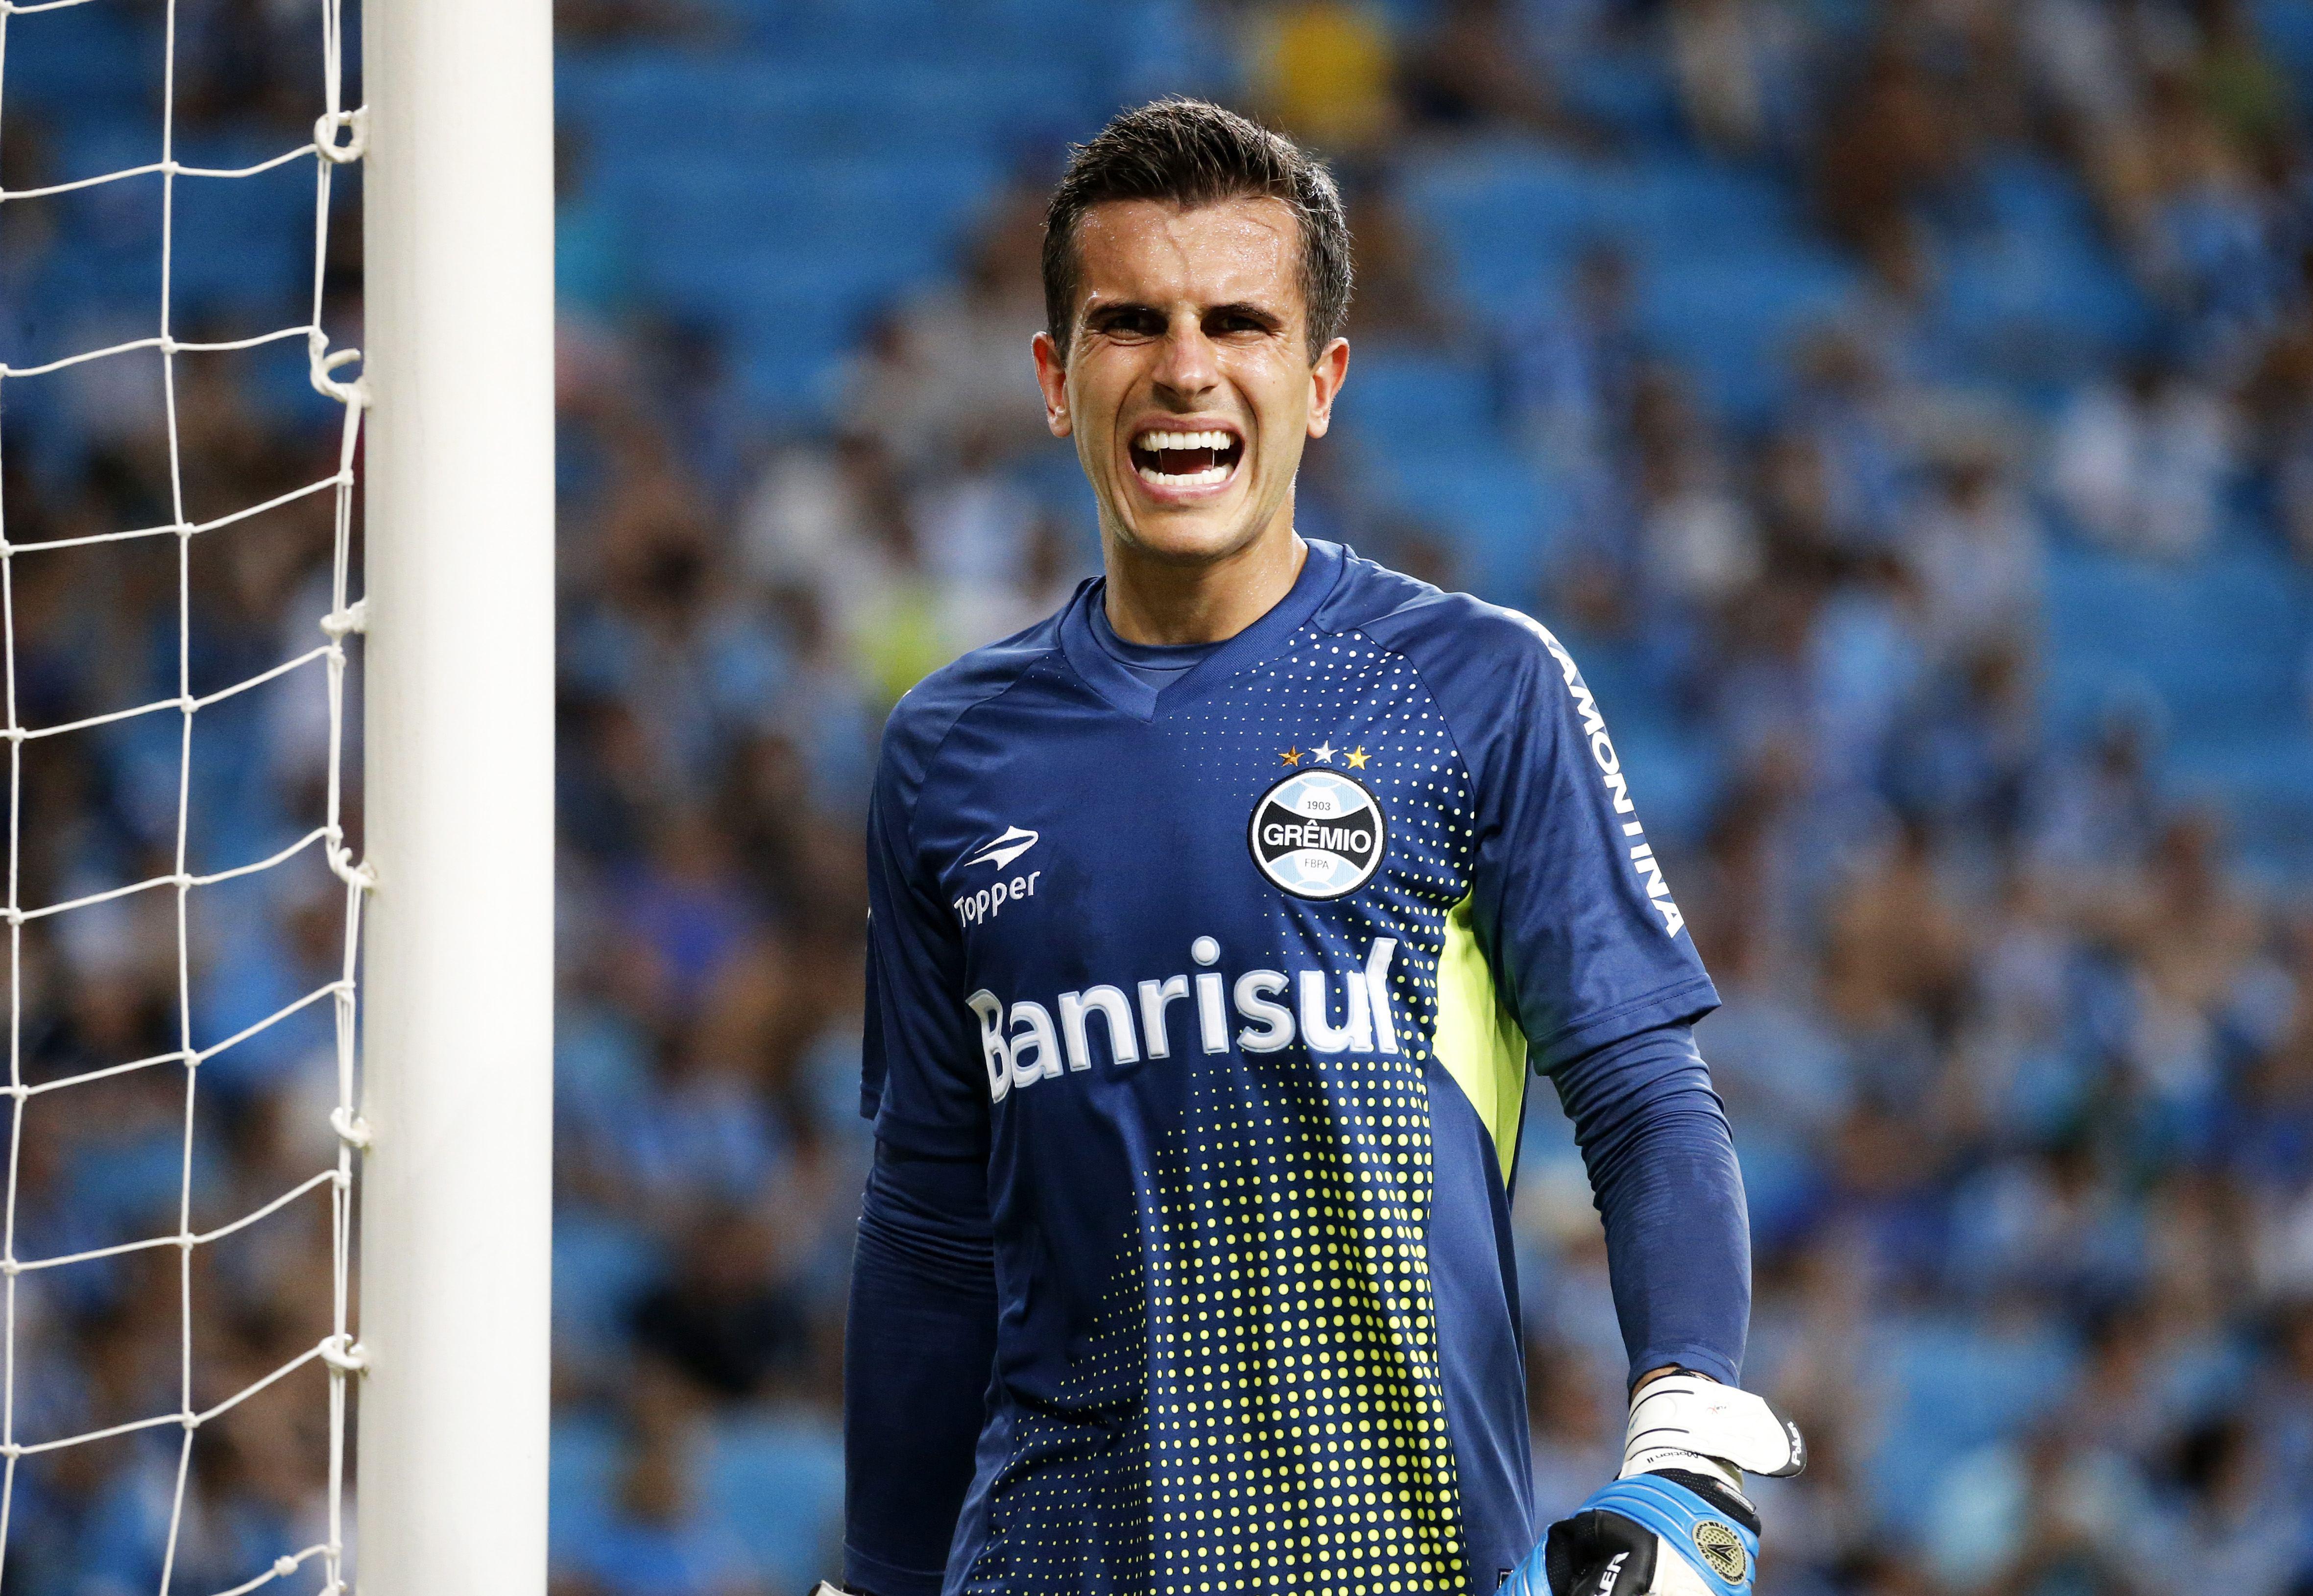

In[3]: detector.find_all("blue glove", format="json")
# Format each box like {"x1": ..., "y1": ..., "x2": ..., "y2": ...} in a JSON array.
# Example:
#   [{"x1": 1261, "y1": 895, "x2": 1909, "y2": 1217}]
[
  {"x1": 1503, "y1": 1470, "x2": 1761, "y2": 1596},
  {"x1": 1508, "y1": 1375, "x2": 1803, "y2": 1596}
]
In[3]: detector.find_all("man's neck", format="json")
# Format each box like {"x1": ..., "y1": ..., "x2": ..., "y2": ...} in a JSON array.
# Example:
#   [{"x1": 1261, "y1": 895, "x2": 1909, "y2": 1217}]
[{"x1": 1102, "y1": 523, "x2": 1308, "y2": 647}]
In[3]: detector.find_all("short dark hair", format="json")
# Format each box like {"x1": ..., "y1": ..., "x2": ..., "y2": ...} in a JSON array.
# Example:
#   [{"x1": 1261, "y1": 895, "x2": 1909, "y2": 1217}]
[{"x1": 1041, "y1": 98, "x2": 1353, "y2": 365}]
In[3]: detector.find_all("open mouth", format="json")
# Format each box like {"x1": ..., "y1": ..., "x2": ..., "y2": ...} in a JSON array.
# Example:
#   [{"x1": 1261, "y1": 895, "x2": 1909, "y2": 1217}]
[{"x1": 1130, "y1": 428, "x2": 1244, "y2": 490}]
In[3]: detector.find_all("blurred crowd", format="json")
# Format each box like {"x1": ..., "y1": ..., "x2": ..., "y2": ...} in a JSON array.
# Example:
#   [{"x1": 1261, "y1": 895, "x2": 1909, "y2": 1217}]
[
  {"x1": 10, "y1": 0, "x2": 2313, "y2": 1592},
  {"x1": 0, "y1": 65, "x2": 361, "y2": 1596}
]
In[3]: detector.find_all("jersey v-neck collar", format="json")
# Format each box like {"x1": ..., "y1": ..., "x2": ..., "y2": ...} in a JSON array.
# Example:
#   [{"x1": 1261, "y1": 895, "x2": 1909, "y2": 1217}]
[{"x1": 1059, "y1": 538, "x2": 1347, "y2": 722}]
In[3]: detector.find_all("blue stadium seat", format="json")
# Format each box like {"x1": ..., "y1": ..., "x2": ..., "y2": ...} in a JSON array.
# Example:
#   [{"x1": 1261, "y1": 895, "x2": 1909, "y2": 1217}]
[
  {"x1": 619, "y1": 155, "x2": 998, "y2": 259},
  {"x1": 66, "y1": 1131, "x2": 203, "y2": 1249},
  {"x1": 549, "y1": 1409, "x2": 840, "y2": 1591},
  {"x1": 548, "y1": 1414, "x2": 623, "y2": 1563},
  {"x1": 1868, "y1": 1319, "x2": 2074, "y2": 1528},
  {"x1": 167, "y1": 135, "x2": 317, "y2": 317},
  {"x1": 1406, "y1": 147, "x2": 1609, "y2": 313},
  {"x1": 703, "y1": 1413, "x2": 843, "y2": 1590},
  {"x1": 2256, "y1": 0, "x2": 2313, "y2": 102},
  {"x1": 1636, "y1": 248, "x2": 1858, "y2": 421},
  {"x1": 1928, "y1": 157, "x2": 2152, "y2": 383},
  {"x1": 2042, "y1": 542, "x2": 2313, "y2": 745},
  {"x1": 1402, "y1": 145, "x2": 1852, "y2": 420},
  {"x1": 1334, "y1": 350, "x2": 1496, "y2": 445},
  {"x1": 553, "y1": 1207, "x2": 667, "y2": 1358},
  {"x1": 1354, "y1": 440, "x2": 1570, "y2": 605},
  {"x1": 2168, "y1": 735, "x2": 2313, "y2": 882},
  {"x1": 562, "y1": 53, "x2": 1090, "y2": 166},
  {"x1": 1407, "y1": 147, "x2": 1805, "y2": 314},
  {"x1": 1550, "y1": 42, "x2": 1684, "y2": 148},
  {"x1": 2041, "y1": 538, "x2": 2313, "y2": 874},
  {"x1": 646, "y1": 241, "x2": 930, "y2": 322},
  {"x1": 2, "y1": 2, "x2": 156, "y2": 119}
]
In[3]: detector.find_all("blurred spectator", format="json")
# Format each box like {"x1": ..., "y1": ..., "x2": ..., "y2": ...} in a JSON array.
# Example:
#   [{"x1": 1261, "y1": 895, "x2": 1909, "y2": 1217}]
[
  {"x1": 1903, "y1": 427, "x2": 2042, "y2": 664},
  {"x1": 1813, "y1": 36, "x2": 1970, "y2": 263},
  {"x1": 1821, "y1": 821, "x2": 1973, "y2": 1047},
  {"x1": 556, "y1": 1383, "x2": 767, "y2": 1596},
  {"x1": 2050, "y1": 361, "x2": 2240, "y2": 559},
  {"x1": 633, "y1": 1207, "x2": 810, "y2": 1401},
  {"x1": 1401, "y1": 0, "x2": 1584, "y2": 139},
  {"x1": 1526, "y1": 1337, "x2": 1619, "y2": 1520},
  {"x1": 1248, "y1": 0, "x2": 1400, "y2": 152},
  {"x1": 1665, "y1": 0, "x2": 1812, "y2": 161},
  {"x1": 1501, "y1": 242, "x2": 1641, "y2": 475},
  {"x1": 2028, "y1": 699, "x2": 2167, "y2": 902},
  {"x1": 885, "y1": 181, "x2": 1054, "y2": 465},
  {"x1": 13, "y1": 0, "x2": 2313, "y2": 1589},
  {"x1": 1345, "y1": 179, "x2": 1460, "y2": 346},
  {"x1": 555, "y1": 0, "x2": 719, "y2": 44}
]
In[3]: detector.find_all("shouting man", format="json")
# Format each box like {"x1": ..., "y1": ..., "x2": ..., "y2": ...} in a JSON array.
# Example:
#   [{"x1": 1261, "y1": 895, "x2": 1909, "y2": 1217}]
[{"x1": 835, "y1": 99, "x2": 1800, "y2": 1596}]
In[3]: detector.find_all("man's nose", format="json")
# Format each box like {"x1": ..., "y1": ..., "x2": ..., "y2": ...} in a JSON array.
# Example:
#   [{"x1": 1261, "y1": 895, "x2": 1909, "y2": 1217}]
[{"x1": 1151, "y1": 313, "x2": 1220, "y2": 402}]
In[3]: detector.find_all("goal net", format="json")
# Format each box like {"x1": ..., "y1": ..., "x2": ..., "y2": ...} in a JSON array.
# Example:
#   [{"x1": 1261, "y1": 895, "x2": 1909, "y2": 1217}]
[
  {"x1": 0, "y1": 0, "x2": 554, "y2": 1590},
  {"x1": 0, "y1": 0, "x2": 367, "y2": 1590}
]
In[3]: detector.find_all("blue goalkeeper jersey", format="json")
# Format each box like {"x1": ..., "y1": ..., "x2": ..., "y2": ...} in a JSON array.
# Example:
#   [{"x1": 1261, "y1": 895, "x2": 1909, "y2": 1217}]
[{"x1": 861, "y1": 540, "x2": 1718, "y2": 1596}]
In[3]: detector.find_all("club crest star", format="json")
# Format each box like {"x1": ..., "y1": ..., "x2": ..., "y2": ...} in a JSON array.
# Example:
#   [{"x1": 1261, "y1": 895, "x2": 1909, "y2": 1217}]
[
  {"x1": 1346, "y1": 747, "x2": 1370, "y2": 769},
  {"x1": 1279, "y1": 747, "x2": 1301, "y2": 766},
  {"x1": 1309, "y1": 742, "x2": 1336, "y2": 764}
]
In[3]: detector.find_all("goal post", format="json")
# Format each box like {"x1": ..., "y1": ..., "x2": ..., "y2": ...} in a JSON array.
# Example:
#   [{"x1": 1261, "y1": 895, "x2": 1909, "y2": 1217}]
[{"x1": 356, "y1": 0, "x2": 558, "y2": 1589}]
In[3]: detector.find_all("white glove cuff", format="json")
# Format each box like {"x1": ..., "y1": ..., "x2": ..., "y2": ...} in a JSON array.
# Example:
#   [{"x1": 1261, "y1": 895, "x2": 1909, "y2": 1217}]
[{"x1": 1619, "y1": 1373, "x2": 1806, "y2": 1484}]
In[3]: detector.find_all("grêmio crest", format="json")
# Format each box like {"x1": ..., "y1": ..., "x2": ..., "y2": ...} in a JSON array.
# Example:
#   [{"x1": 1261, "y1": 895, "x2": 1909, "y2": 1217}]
[{"x1": 1247, "y1": 770, "x2": 1386, "y2": 900}]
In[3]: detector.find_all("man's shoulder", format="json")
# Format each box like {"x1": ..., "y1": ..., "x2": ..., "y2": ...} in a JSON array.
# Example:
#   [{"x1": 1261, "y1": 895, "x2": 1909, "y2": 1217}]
[
  {"x1": 878, "y1": 595, "x2": 1078, "y2": 794},
  {"x1": 1317, "y1": 546, "x2": 1569, "y2": 679}
]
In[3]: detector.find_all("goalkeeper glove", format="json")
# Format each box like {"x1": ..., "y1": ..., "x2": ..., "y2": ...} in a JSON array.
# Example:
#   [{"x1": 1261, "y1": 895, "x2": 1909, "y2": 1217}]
[{"x1": 1506, "y1": 1373, "x2": 1804, "y2": 1596}]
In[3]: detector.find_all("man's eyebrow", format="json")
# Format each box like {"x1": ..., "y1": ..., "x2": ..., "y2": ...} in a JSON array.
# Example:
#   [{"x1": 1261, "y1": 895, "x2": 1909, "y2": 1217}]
[
  {"x1": 1081, "y1": 299, "x2": 1287, "y2": 329},
  {"x1": 1082, "y1": 300, "x2": 1162, "y2": 326},
  {"x1": 1205, "y1": 301, "x2": 1284, "y2": 326}
]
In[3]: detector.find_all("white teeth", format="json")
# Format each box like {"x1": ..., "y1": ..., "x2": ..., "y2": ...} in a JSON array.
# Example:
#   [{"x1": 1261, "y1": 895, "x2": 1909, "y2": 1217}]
[
  {"x1": 1137, "y1": 429, "x2": 1234, "y2": 452},
  {"x1": 1137, "y1": 462, "x2": 1231, "y2": 489},
  {"x1": 1132, "y1": 427, "x2": 1238, "y2": 490}
]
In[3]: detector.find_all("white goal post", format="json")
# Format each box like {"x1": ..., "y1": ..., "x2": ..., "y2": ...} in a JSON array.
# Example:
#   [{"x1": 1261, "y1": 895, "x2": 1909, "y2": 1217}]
[
  {"x1": 0, "y1": 0, "x2": 553, "y2": 1585},
  {"x1": 357, "y1": 0, "x2": 556, "y2": 1593}
]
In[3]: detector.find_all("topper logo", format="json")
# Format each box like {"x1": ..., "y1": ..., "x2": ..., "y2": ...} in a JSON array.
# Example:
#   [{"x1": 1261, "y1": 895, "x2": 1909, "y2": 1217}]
[
  {"x1": 964, "y1": 825, "x2": 1039, "y2": 871},
  {"x1": 954, "y1": 869, "x2": 1039, "y2": 928}
]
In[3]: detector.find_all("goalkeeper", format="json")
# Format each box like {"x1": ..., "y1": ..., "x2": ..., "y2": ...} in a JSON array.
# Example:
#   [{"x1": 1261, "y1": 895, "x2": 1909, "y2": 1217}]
[{"x1": 835, "y1": 98, "x2": 1801, "y2": 1596}]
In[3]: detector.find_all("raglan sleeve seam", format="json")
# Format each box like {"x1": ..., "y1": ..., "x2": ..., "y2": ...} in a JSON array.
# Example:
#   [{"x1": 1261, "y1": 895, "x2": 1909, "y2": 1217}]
[
  {"x1": 895, "y1": 651, "x2": 1059, "y2": 864},
  {"x1": 1367, "y1": 615, "x2": 1717, "y2": 1072},
  {"x1": 1356, "y1": 629, "x2": 1486, "y2": 835},
  {"x1": 862, "y1": 656, "x2": 1056, "y2": 1149}
]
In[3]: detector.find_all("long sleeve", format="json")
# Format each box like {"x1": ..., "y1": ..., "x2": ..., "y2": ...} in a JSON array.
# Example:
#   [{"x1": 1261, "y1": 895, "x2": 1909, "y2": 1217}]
[
  {"x1": 842, "y1": 1140, "x2": 998, "y2": 1596},
  {"x1": 1548, "y1": 1021, "x2": 1749, "y2": 1389}
]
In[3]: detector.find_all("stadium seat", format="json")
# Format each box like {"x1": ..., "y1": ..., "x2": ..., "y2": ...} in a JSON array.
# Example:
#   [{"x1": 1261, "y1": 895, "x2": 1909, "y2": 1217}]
[
  {"x1": 1, "y1": 2, "x2": 156, "y2": 120},
  {"x1": 553, "y1": 1207, "x2": 669, "y2": 1360},
  {"x1": 1868, "y1": 1319, "x2": 2075, "y2": 1529},
  {"x1": 1636, "y1": 248, "x2": 1859, "y2": 421},
  {"x1": 2042, "y1": 542, "x2": 2313, "y2": 746},
  {"x1": 2256, "y1": 0, "x2": 2313, "y2": 102},
  {"x1": 1401, "y1": 145, "x2": 1855, "y2": 421},
  {"x1": 1334, "y1": 350, "x2": 1496, "y2": 444},
  {"x1": 703, "y1": 1413, "x2": 844, "y2": 1590},
  {"x1": 1927, "y1": 156, "x2": 2153, "y2": 384}
]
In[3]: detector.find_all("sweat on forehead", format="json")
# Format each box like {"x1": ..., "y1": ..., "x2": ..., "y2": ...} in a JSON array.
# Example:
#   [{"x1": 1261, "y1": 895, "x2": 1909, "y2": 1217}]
[
  {"x1": 1068, "y1": 197, "x2": 1303, "y2": 314},
  {"x1": 1040, "y1": 97, "x2": 1353, "y2": 364}
]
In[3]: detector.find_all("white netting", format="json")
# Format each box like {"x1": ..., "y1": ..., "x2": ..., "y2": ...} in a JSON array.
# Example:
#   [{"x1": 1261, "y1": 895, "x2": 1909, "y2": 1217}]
[{"x1": 0, "y1": 1, "x2": 368, "y2": 1592}]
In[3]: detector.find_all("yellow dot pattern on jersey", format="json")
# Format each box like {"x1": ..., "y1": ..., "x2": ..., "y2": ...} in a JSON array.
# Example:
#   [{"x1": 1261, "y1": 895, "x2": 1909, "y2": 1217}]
[{"x1": 965, "y1": 626, "x2": 1481, "y2": 1595}]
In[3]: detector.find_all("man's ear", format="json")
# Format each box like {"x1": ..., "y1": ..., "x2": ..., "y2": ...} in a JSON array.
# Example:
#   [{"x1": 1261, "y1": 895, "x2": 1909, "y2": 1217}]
[
  {"x1": 1032, "y1": 331, "x2": 1072, "y2": 438},
  {"x1": 1305, "y1": 336, "x2": 1351, "y2": 438}
]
